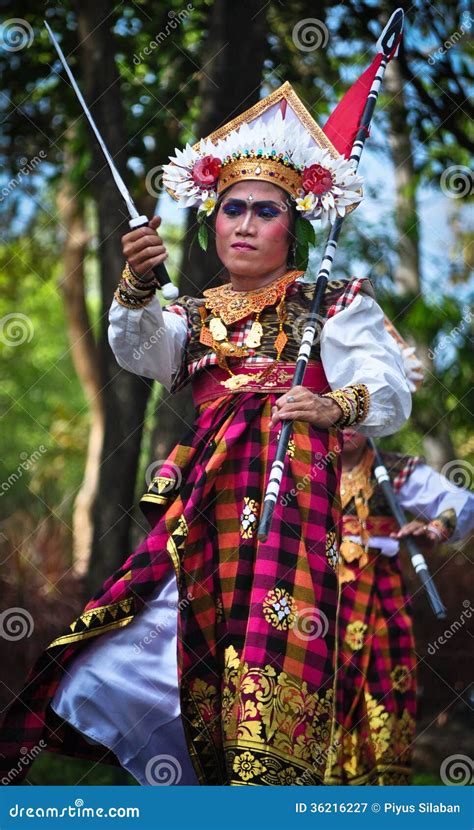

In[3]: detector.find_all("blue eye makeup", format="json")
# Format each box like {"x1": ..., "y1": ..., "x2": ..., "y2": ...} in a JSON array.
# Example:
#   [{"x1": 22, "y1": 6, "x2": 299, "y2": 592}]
[
  {"x1": 222, "y1": 203, "x2": 244, "y2": 216},
  {"x1": 222, "y1": 200, "x2": 281, "y2": 218},
  {"x1": 257, "y1": 206, "x2": 280, "y2": 218}
]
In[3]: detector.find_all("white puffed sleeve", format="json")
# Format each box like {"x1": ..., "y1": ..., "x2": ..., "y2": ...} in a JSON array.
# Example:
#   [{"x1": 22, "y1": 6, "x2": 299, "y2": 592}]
[
  {"x1": 108, "y1": 296, "x2": 187, "y2": 391},
  {"x1": 398, "y1": 464, "x2": 474, "y2": 542},
  {"x1": 320, "y1": 292, "x2": 412, "y2": 436}
]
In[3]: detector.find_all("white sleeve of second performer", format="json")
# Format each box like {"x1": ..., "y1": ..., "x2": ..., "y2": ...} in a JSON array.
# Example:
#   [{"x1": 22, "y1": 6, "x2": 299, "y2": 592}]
[{"x1": 320, "y1": 292, "x2": 412, "y2": 436}]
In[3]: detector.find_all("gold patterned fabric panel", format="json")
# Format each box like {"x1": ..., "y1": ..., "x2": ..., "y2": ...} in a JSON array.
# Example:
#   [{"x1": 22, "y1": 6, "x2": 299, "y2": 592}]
[
  {"x1": 262, "y1": 588, "x2": 298, "y2": 631},
  {"x1": 344, "y1": 451, "x2": 424, "y2": 519},
  {"x1": 328, "y1": 697, "x2": 415, "y2": 786},
  {"x1": 165, "y1": 515, "x2": 188, "y2": 578},
  {"x1": 329, "y1": 551, "x2": 417, "y2": 785},
  {"x1": 344, "y1": 620, "x2": 368, "y2": 652},
  {"x1": 239, "y1": 497, "x2": 260, "y2": 539},
  {"x1": 186, "y1": 645, "x2": 337, "y2": 786}
]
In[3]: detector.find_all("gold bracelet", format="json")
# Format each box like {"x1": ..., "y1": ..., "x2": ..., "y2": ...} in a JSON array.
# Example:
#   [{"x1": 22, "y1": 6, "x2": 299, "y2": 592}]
[
  {"x1": 322, "y1": 384, "x2": 370, "y2": 427},
  {"x1": 124, "y1": 261, "x2": 158, "y2": 290},
  {"x1": 322, "y1": 389, "x2": 352, "y2": 426},
  {"x1": 353, "y1": 384, "x2": 370, "y2": 422},
  {"x1": 123, "y1": 277, "x2": 154, "y2": 297},
  {"x1": 114, "y1": 279, "x2": 155, "y2": 310},
  {"x1": 427, "y1": 518, "x2": 451, "y2": 542}
]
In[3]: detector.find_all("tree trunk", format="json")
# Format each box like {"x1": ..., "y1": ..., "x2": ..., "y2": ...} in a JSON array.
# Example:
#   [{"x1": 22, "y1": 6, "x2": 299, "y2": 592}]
[
  {"x1": 57, "y1": 149, "x2": 105, "y2": 578},
  {"x1": 384, "y1": 59, "x2": 421, "y2": 296},
  {"x1": 149, "y1": 0, "x2": 270, "y2": 460},
  {"x1": 76, "y1": 1, "x2": 154, "y2": 592},
  {"x1": 181, "y1": 0, "x2": 270, "y2": 297},
  {"x1": 384, "y1": 58, "x2": 455, "y2": 468}
]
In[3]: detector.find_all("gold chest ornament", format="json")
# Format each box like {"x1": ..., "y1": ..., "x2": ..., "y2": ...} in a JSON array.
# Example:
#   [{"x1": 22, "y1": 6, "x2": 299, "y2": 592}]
[
  {"x1": 245, "y1": 319, "x2": 264, "y2": 348},
  {"x1": 338, "y1": 449, "x2": 375, "y2": 581},
  {"x1": 199, "y1": 270, "x2": 300, "y2": 388},
  {"x1": 209, "y1": 316, "x2": 228, "y2": 342}
]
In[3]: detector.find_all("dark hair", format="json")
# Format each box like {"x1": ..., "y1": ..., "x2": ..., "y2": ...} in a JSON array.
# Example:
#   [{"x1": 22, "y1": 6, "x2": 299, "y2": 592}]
[{"x1": 212, "y1": 183, "x2": 297, "y2": 267}]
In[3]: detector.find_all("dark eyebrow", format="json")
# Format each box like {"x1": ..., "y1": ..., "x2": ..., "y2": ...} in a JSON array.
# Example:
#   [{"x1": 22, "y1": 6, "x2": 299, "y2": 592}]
[{"x1": 222, "y1": 198, "x2": 283, "y2": 208}]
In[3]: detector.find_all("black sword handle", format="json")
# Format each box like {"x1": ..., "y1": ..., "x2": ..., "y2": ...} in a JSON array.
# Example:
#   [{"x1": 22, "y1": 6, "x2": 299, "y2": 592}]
[{"x1": 129, "y1": 216, "x2": 179, "y2": 300}]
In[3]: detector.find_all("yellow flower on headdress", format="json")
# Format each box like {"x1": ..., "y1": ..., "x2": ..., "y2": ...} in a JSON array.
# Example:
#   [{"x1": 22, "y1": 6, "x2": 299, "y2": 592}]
[
  {"x1": 198, "y1": 193, "x2": 217, "y2": 217},
  {"x1": 295, "y1": 193, "x2": 316, "y2": 213}
]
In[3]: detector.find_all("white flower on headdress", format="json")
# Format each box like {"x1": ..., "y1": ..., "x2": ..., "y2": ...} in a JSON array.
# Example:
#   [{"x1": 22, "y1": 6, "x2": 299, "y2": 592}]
[
  {"x1": 215, "y1": 110, "x2": 310, "y2": 171},
  {"x1": 163, "y1": 138, "x2": 221, "y2": 208}
]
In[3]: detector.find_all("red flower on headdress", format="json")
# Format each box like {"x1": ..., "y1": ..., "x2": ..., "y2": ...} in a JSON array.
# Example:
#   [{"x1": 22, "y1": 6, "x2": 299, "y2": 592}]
[
  {"x1": 192, "y1": 155, "x2": 222, "y2": 187},
  {"x1": 302, "y1": 164, "x2": 334, "y2": 196}
]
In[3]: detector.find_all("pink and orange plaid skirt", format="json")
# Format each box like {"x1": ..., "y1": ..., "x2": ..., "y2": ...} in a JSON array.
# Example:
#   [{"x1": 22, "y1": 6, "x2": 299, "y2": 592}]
[{"x1": 0, "y1": 380, "x2": 415, "y2": 785}]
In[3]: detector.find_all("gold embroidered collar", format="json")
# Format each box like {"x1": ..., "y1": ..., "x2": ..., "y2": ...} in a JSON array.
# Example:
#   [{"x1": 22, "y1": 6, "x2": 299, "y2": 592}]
[
  {"x1": 340, "y1": 448, "x2": 375, "y2": 509},
  {"x1": 202, "y1": 270, "x2": 303, "y2": 325}
]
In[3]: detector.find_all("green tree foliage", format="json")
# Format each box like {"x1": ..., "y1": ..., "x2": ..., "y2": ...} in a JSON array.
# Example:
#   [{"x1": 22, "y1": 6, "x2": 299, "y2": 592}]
[{"x1": 0, "y1": 209, "x2": 90, "y2": 521}]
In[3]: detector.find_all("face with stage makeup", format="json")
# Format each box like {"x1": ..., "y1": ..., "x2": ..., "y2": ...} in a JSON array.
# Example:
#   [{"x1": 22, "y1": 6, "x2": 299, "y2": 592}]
[
  {"x1": 215, "y1": 181, "x2": 295, "y2": 283},
  {"x1": 342, "y1": 428, "x2": 368, "y2": 457}
]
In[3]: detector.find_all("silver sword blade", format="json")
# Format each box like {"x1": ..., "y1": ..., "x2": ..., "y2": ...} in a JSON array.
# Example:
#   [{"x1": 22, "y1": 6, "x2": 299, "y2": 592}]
[{"x1": 44, "y1": 20, "x2": 139, "y2": 221}]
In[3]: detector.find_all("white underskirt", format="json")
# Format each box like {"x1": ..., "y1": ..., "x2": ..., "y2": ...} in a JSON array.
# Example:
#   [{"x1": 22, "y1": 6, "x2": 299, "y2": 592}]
[{"x1": 50, "y1": 567, "x2": 199, "y2": 786}]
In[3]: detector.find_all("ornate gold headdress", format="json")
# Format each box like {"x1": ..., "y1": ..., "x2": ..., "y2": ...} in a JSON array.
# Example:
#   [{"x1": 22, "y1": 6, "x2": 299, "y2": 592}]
[{"x1": 162, "y1": 82, "x2": 363, "y2": 227}]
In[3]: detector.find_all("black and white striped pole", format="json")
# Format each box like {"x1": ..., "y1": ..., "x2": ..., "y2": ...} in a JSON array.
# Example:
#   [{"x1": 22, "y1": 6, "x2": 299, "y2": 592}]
[
  {"x1": 369, "y1": 440, "x2": 447, "y2": 619},
  {"x1": 257, "y1": 9, "x2": 405, "y2": 542}
]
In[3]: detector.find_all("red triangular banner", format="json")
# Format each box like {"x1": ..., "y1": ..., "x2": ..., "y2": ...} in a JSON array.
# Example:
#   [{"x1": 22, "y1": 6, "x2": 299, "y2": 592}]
[{"x1": 323, "y1": 53, "x2": 383, "y2": 158}]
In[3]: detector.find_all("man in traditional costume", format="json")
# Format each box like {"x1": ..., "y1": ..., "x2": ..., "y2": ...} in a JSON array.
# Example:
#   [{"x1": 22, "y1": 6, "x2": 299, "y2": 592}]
[
  {"x1": 1, "y1": 72, "x2": 413, "y2": 786},
  {"x1": 332, "y1": 412, "x2": 474, "y2": 784}
]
